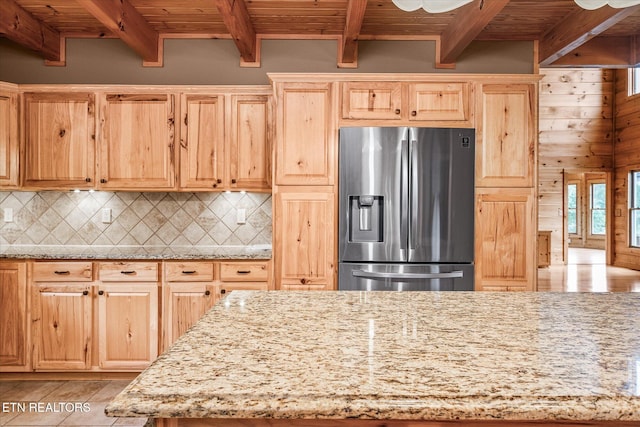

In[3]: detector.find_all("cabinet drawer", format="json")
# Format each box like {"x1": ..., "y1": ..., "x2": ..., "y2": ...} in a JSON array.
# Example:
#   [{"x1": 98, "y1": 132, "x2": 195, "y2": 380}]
[
  {"x1": 220, "y1": 282, "x2": 269, "y2": 295},
  {"x1": 220, "y1": 262, "x2": 269, "y2": 282},
  {"x1": 33, "y1": 262, "x2": 93, "y2": 282},
  {"x1": 99, "y1": 262, "x2": 159, "y2": 282},
  {"x1": 165, "y1": 262, "x2": 215, "y2": 282}
]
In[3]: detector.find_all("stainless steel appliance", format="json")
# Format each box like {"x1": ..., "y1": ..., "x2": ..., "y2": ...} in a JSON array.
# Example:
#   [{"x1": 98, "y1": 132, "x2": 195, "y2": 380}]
[{"x1": 338, "y1": 127, "x2": 475, "y2": 291}]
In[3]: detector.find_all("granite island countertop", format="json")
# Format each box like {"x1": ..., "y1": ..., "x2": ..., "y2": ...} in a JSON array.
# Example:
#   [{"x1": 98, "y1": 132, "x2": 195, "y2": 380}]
[
  {"x1": 0, "y1": 244, "x2": 271, "y2": 260},
  {"x1": 106, "y1": 291, "x2": 640, "y2": 423}
]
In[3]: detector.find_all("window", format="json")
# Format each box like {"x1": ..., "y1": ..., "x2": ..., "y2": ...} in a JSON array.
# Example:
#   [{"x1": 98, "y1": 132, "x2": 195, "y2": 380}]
[
  {"x1": 568, "y1": 183, "x2": 578, "y2": 234},
  {"x1": 590, "y1": 182, "x2": 606, "y2": 236},
  {"x1": 630, "y1": 68, "x2": 640, "y2": 96},
  {"x1": 631, "y1": 170, "x2": 640, "y2": 248}
]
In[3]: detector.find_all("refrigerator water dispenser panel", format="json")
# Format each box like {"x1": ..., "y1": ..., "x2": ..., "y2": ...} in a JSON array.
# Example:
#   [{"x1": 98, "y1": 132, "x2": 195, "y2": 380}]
[{"x1": 349, "y1": 195, "x2": 383, "y2": 242}]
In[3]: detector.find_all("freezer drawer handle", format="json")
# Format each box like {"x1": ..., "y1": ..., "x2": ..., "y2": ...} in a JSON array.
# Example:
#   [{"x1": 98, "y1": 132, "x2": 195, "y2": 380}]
[{"x1": 352, "y1": 270, "x2": 464, "y2": 280}]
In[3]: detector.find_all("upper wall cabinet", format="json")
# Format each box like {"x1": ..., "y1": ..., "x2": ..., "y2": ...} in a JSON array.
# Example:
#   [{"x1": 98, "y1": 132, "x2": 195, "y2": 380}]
[
  {"x1": 0, "y1": 89, "x2": 19, "y2": 188},
  {"x1": 179, "y1": 93, "x2": 271, "y2": 191},
  {"x1": 99, "y1": 93, "x2": 176, "y2": 190},
  {"x1": 274, "y1": 82, "x2": 336, "y2": 186},
  {"x1": 476, "y1": 83, "x2": 536, "y2": 188},
  {"x1": 23, "y1": 92, "x2": 96, "y2": 189},
  {"x1": 229, "y1": 95, "x2": 271, "y2": 190},
  {"x1": 179, "y1": 94, "x2": 225, "y2": 190},
  {"x1": 341, "y1": 81, "x2": 472, "y2": 126}
]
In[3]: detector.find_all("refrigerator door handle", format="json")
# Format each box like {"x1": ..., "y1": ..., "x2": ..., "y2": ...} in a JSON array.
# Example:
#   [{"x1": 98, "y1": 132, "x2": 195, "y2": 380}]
[
  {"x1": 400, "y1": 132, "x2": 409, "y2": 251},
  {"x1": 352, "y1": 270, "x2": 464, "y2": 280}
]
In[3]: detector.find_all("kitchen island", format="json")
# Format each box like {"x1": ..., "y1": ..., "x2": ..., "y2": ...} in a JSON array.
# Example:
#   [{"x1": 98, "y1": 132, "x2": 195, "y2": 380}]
[{"x1": 105, "y1": 291, "x2": 640, "y2": 426}]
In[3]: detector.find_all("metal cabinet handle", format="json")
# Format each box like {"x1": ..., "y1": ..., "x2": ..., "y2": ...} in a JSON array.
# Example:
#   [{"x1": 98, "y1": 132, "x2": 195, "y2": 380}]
[
  {"x1": 231, "y1": 179, "x2": 237, "y2": 184},
  {"x1": 395, "y1": 109, "x2": 401, "y2": 114},
  {"x1": 98, "y1": 290, "x2": 104, "y2": 295},
  {"x1": 217, "y1": 179, "x2": 222, "y2": 184},
  {"x1": 85, "y1": 177, "x2": 92, "y2": 183},
  {"x1": 411, "y1": 110, "x2": 417, "y2": 116},
  {"x1": 220, "y1": 289, "x2": 226, "y2": 294},
  {"x1": 54, "y1": 270, "x2": 70, "y2": 275},
  {"x1": 82, "y1": 290, "x2": 89, "y2": 296},
  {"x1": 205, "y1": 290, "x2": 211, "y2": 296},
  {"x1": 236, "y1": 270, "x2": 251, "y2": 274},
  {"x1": 100, "y1": 179, "x2": 107, "y2": 183},
  {"x1": 120, "y1": 270, "x2": 136, "y2": 275},
  {"x1": 182, "y1": 270, "x2": 197, "y2": 275}
]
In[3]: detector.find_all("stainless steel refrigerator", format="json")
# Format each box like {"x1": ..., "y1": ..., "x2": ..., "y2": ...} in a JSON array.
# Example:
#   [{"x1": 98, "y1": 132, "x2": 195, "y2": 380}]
[{"x1": 338, "y1": 127, "x2": 475, "y2": 291}]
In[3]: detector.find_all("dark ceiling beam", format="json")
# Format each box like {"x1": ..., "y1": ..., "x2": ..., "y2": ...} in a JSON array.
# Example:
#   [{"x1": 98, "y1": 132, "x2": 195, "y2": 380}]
[
  {"x1": 75, "y1": 0, "x2": 160, "y2": 64},
  {"x1": 549, "y1": 36, "x2": 636, "y2": 68},
  {"x1": 539, "y1": 5, "x2": 640, "y2": 66},
  {"x1": 0, "y1": 0, "x2": 61, "y2": 62},
  {"x1": 437, "y1": 0, "x2": 510, "y2": 67},
  {"x1": 212, "y1": 0, "x2": 258, "y2": 65},
  {"x1": 339, "y1": 0, "x2": 368, "y2": 67}
]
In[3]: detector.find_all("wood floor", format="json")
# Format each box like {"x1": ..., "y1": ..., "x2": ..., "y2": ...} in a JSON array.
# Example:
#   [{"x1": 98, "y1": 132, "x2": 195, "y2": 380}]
[
  {"x1": 537, "y1": 248, "x2": 640, "y2": 292},
  {"x1": 0, "y1": 380, "x2": 148, "y2": 426}
]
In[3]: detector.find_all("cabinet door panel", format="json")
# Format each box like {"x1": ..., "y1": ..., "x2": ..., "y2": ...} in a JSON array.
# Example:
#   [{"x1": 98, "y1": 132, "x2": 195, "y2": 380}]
[
  {"x1": 342, "y1": 82, "x2": 402, "y2": 120},
  {"x1": 101, "y1": 94, "x2": 175, "y2": 189},
  {"x1": 163, "y1": 282, "x2": 217, "y2": 348},
  {"x1": 24, "y1": 92, "x2": 95, "y2": 188},
  {"x1": 275, "y1": 188, "x2": 335, "y2": 290},
  {"x1": 230, "y1": 95, "x2": 271, "y2": 190},
  {"x1": 275, "y1": 83, "x2": 335, "y2": 185},
  {"x1": 475, "y1": 188, "x2": 536, "y2": 291},
  {"x1": 33, "y1": 284, "x2": 92, "y2": 370},
  {"x1": 98, "y1": 283, "x2": 158, "y2": 370},
  {"x1": 180, "y1": 95, "x2": 225, "y2": 190},
  {"x1": 409, "y1": 82, "x2": 470, "y2": 122},
  {"x1": 477, "y1": 84, "x2": 535, "y2": 187},
  {"x1": 0, "y1": 262, "x2": 28, "y2": 370},
  {"x1": 0, "y1": 91, "x2": 18, "y2": 188}
]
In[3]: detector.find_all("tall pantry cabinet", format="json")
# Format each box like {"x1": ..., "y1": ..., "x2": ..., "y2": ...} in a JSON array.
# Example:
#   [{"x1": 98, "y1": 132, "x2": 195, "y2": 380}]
[
  {"x1": 271, "y1": 79, "x2": 337, "y2": 290},
  {"x1": 474, "y1": 82, "x2": 538, "y2": 291}
]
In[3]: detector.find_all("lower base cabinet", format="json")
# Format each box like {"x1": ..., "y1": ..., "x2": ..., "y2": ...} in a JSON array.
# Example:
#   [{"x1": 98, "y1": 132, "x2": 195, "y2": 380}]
[
  {"x1": 475, "y1": 188, "x2": 537, "y2": 291},
  {"x1": 33, "y1": 283, "x2": 93, "y2": 370},
  {"x1": 98, "y1": 283, "x2": 158, "y2": 370},
  {"x1": 0, "y1": 262, "x2": 29, "y2": 372}
]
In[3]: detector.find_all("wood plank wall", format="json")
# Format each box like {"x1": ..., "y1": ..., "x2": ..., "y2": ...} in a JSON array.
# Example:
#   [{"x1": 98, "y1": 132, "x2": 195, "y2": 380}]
[
  {"x1": 538, "y1": 68, "x2": 614, "y2": 264},
  {"x1": 613, "y1": 69, "x2": 640, "y2": 270}
]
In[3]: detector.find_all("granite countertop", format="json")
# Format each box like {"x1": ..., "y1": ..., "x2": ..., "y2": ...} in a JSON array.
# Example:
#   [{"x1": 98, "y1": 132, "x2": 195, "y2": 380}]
[
  {"x1": 0, "y1": 244, "x2": 271, "y2": 260},
  {"x1": 105, "y1": 291, "x2": 640, "y2": 422}
]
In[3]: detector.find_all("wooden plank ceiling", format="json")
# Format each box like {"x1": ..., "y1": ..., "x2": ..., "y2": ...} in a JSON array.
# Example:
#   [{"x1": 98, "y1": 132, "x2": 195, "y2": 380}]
[{"x1": 1, "y1": 0, "x2": 639, "y2": 68}]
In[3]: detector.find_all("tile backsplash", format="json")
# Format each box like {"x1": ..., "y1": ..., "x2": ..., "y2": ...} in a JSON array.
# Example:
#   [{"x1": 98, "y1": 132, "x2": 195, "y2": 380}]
[{"x1": 0, "y1": 191, "x2": 272, "y2": 247}]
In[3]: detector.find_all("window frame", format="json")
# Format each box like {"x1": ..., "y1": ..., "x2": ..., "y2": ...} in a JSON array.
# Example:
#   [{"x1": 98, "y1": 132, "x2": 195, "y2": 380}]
[
  {"x1": 629, "y1": 67, "x2": 640, "y2": 97},
  {"x1": 567, "y1": 180, "x2": 580, "y2": 236},
  {"x1": 630, "y1": 170, "x2": 640, "y2": 249},
  {"x1": 587, "y1": 179, "x2": 606, "y2": 238}
]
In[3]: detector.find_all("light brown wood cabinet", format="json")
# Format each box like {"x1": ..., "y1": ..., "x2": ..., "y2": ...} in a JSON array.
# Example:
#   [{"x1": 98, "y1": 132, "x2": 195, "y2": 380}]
[
  {"x1": 99, "y1": 93, "x2": 176, "y2": 190},
  {"x1": 23, "y1": 92, "x2": 96, "y2": 189},
  {"x1": 475, "y1": 188, "x2": 537, "y2": 291},
  {"x1": 0, "y1": 261, "x2": 28, "y2": 372},
  {"x1": 274, "y1": 188, "x2": 335, "y2": 290},
  {"x1": 97, "y1": 262, "x2": 159, "y2": 370},
  {"x1": 341, "y1": 81, "x2": 472, "y2": 125},
  {"x1": 163, "y1": 261, "x2": 218, "y2": 349},
  {"x1": 0, "y1": 87, "x2": 19, "y2": 188},
  {"x1": 179, "y1": 93, "x2": 271, "y2": 191},
  {"x1": 476, "y1": 83, "x2": 536, "y2": 188},
  {"x1": 229, "y1": 95, "x2": 271, "y2": 190},
  {"x1": 32, "y1": 262, "x2": 93, "y2": 370},
  {"x1": 179, "y1": 94, "x2": 225, "y2": 190},
  {"x1": 274, "y1": 82, "x2": 336, "y2": 185}
]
